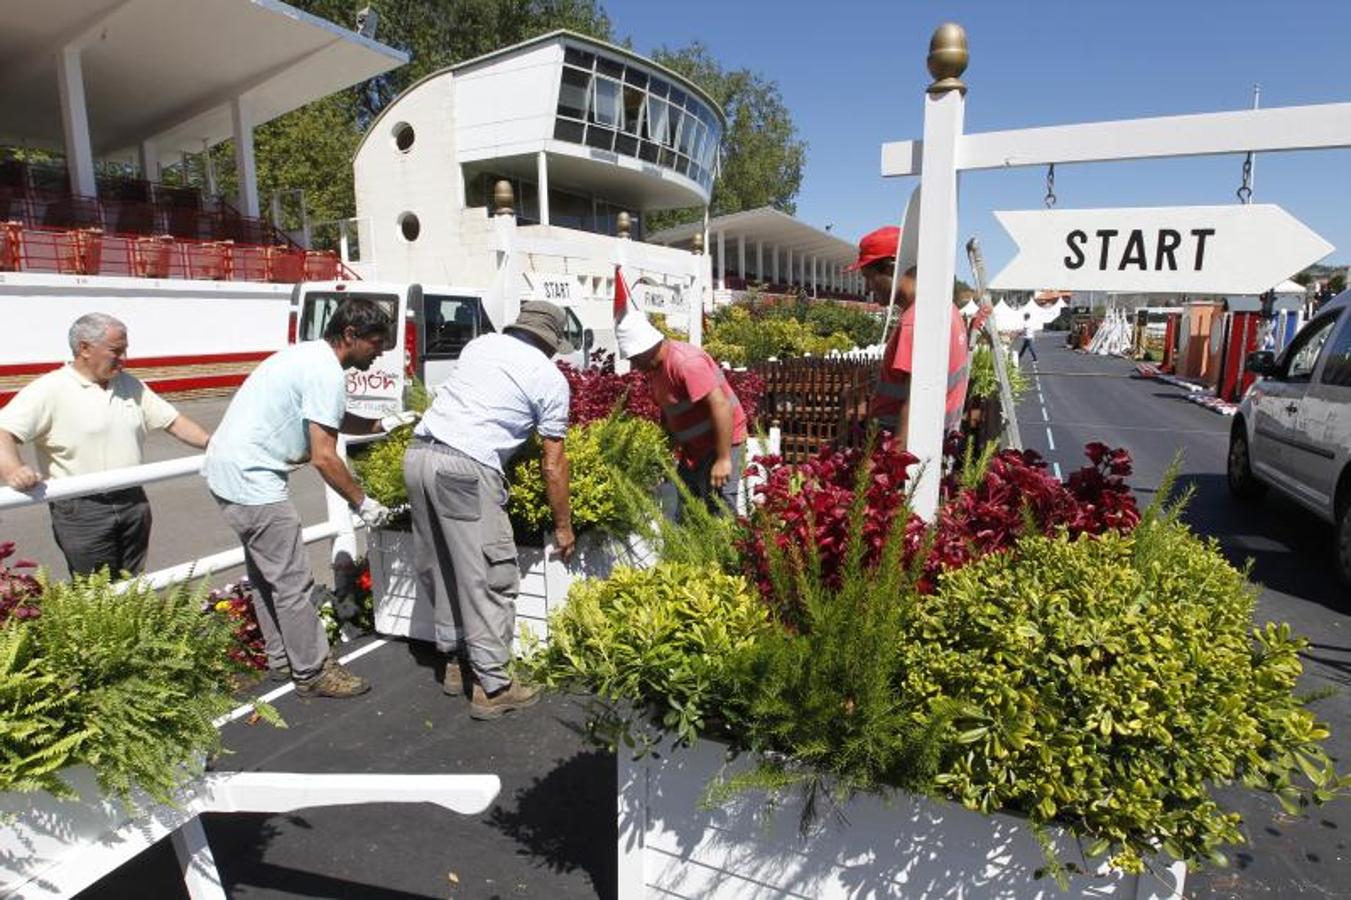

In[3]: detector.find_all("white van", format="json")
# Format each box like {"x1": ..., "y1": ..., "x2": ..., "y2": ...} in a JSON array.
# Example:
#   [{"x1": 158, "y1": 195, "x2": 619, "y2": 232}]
[
  {"x1": 1227, "y1": 290, "x2": 1351, "y2": 584},
  {"x1": 288, "y1": 281, "x2": 593, "y2": 417}
]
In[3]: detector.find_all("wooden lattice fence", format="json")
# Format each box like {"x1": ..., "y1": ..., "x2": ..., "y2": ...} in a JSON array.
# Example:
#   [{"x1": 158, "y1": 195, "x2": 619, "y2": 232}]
[{"x1": 749, "y1": 358, "x2": 879, "y2": 463}]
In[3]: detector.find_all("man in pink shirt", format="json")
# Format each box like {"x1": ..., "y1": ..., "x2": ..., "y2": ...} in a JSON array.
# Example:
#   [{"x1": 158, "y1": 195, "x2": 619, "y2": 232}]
[
  {"x1": 846, "y1": 226, "x2": 970, "y2": 445},
  {"x1": 616, "y1": 310, "x2": 747, "y2": 518}
]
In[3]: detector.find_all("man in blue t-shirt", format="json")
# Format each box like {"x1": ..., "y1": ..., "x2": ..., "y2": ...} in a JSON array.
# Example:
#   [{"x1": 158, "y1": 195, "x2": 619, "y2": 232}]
[{"x1": 205, "y1": 296, "x2": 405, "y2": 698}]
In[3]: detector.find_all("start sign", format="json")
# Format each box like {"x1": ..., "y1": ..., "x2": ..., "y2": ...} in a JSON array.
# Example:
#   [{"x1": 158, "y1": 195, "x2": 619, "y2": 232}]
[{"x1": 989, "y1": 204, "x2": 1333, "y2": 294}]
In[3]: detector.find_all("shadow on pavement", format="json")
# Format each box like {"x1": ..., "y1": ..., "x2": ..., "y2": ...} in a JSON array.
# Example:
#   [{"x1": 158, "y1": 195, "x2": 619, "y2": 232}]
[
  {"x1": 1175, "y1": 473, "x2": 1345, "y2": 615},
  {"x1": 488, "y1": 748, "x2": 618, "y2": 900}
]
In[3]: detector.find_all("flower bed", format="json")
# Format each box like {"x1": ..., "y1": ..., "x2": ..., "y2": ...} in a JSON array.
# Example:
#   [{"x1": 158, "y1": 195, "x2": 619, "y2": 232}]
[{"x1": 525, "y1": 441, "x2": 1349, "y2": 891}]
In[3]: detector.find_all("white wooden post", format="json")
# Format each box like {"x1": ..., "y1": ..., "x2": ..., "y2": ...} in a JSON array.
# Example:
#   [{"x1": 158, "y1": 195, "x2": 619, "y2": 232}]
[
  {"x1": 908, "y1": 25, "x2": 968, "y2": 520},
  {"x1": 737, "y1": 233, "x2": 746, "y2": 283},
  {"x1": 785, "y1": 248, "x2": 793, "y2": 287},
  {"x1": 772, "y1": 244, "x2": 780, "y2": 283},
  {"x1": 756, "y1": 240, "x2": 764, "y2": 283}
]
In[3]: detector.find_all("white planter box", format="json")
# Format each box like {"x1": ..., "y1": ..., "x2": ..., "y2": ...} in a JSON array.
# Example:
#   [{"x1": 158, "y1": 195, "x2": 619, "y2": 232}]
[
  {"x1": 0, "y1": 763, "x2": 502, "y2": 898},
  {"x1": 0, "y1": 765, "x2": 200, "y2": 898},
  {"x1": 370, "y1": 526, "x2": 654, "y2": 648},
  {"x1": 618, "y1": 738, "x2": 1187, "y2": 900}
]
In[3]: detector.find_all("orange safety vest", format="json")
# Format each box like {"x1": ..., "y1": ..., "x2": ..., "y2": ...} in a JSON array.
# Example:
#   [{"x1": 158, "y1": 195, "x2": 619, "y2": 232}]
[
  {"x1": 869, "y1": 303, "x2": 970, "y2": 433},
  {"x1": 650, "y1": 341, "x2": 747, "y2": 464}
]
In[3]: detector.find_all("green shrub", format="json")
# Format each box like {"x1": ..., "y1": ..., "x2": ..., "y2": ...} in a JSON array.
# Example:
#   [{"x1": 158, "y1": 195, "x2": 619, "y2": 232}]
[
  {"x1": 507, "y1": 413, "x2": 669, "y2": 539},
  {"x1": 805, "y1": 302, "x2": 884, "y2": 348},
  {"x1": 705, "y1": 306, "x2": 853, "y2": 365},
  {"x1": 902, "y1": 516, "x2": 1346, "y2": 872},
  {"x1": 968, "y1": 343, "x2": 1029, "y2": 402},
  {"x1": 520, "y1": 562, "x2": 770, "y2": 748},
  {"x1": 351, "y1": 424, "x2": 414, "y2": 511},
  {"x1": 0, "y1": 573, "x2": 276, "y2": 805}
]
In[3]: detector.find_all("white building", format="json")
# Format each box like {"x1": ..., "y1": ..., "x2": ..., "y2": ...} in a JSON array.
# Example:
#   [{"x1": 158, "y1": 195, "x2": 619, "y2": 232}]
[{"x1": 349, "y1": 31, "x2": 724, "y2": 342}]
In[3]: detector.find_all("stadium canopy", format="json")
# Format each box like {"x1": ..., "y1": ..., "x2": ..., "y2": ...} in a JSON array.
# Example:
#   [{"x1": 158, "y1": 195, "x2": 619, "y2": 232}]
[{"x1": 0, "y1": 0, "x2": 407, "y2": 213}]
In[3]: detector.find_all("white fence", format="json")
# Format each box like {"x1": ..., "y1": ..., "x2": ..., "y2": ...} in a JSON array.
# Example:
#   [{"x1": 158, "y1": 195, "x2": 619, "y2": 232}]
[{"x1": 0, "y1": 435, "x2": 380, "y2": 591}]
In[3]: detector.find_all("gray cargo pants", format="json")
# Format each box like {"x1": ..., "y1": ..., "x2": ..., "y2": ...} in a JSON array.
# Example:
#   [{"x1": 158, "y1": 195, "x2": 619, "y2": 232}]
[
  {"x1": 404, "y1": 438, "x2": 520, "y2": 694},
  {"x1": 214, "y1": 495, "x2": 329, "y2": 679}
]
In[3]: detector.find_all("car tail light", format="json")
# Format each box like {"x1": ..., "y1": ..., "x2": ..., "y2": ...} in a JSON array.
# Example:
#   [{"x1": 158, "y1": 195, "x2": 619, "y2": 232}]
[
  {"x1": 404, "y1": 318, "x2": 417, "y2": 379},
  {"x1": 287, "y1": 311, "x2": 297, "y2": 344}
]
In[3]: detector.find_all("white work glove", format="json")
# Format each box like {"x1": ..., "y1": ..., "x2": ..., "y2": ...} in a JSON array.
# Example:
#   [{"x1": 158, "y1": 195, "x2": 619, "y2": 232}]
[
  {"x1": 379, "y1": 410, "x2": 419, "y2": 433},
  {"x1": 355, "y1": 496, "x2": 391, "y2": 528}
]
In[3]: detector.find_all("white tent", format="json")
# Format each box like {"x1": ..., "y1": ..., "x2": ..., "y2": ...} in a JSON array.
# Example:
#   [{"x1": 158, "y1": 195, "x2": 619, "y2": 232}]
[
  {"x1": 1272, "y1": 279, "x2": 1306, "y2": 295},
  {"x1": 960, "y1": 299, "x2": 980, "y2": 318},
  {"x1": 992, "y1": 299, "x2": 1023, "y2": 333}
]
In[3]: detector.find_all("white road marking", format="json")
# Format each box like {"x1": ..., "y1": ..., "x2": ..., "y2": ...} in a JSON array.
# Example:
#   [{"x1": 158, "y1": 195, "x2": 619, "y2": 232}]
[
  {"x1": 215, "y1": 638, "x2": 390, "y2": 728},
  {"x1": 1053, "y1": 462, "x2": 1062, "y2": 479},
  {"x1": 1046, "y1": 427, "x2": 1057, "y2": 451}
]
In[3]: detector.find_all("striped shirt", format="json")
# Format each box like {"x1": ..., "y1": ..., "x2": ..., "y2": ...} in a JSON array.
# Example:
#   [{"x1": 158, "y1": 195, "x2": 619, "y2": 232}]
[{"x1": 416, "y1": 333, "x2": 570, "y2": 473}]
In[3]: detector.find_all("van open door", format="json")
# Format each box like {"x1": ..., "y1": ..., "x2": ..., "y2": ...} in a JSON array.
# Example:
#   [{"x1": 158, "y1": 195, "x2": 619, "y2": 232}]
[{"x1": 293, "y1": 281, "x2": 414, "y2": 417}]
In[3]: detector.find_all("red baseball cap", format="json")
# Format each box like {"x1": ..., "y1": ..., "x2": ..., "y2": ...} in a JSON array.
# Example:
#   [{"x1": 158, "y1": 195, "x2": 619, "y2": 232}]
[{"x1": 845, "y1": 225, "x2": 901, "y2": 272}]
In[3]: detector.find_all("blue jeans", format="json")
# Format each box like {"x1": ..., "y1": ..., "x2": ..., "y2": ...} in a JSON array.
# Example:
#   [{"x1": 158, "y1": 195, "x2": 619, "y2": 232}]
[{"x1": 1018, "y1": 336, "x2": 1038, "y2": 362}]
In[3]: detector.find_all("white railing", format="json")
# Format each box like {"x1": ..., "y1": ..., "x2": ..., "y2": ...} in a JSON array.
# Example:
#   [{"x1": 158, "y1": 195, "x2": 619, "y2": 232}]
[{"x1": 0, "y1": 433, "x2": 383, "y2": 590}]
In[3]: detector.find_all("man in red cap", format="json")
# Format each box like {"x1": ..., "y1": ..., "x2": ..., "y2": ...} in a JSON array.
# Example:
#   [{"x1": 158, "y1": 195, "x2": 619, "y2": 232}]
[{"x1": 847, "y1": 225, "x2": 970, "y2": 446}]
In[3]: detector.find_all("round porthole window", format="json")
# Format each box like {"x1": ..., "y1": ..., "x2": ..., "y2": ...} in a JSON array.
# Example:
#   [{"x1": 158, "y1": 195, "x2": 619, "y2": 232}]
[
  {"x1": 393, "y1": 121, "x2": 415, "y2": 153},
  {"x1": 398, "y1": 212, "x2": 420, "y2": 242}
]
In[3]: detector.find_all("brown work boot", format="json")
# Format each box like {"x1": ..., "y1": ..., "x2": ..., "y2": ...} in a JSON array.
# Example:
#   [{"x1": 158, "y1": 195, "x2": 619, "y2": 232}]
[
  {"x1": 469, "y1": 680, "x2": 539, "y2": 720},
  {"x1": 295, "y1": 657, "x2": 371, "y2": 698},
  {"x1": 442, "y1": 656, "x2": 470, "y2": 697}
]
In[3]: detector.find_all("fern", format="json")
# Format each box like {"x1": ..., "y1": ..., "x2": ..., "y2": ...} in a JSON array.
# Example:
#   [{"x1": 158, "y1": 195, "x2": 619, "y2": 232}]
[{"x1": 0, "y1": 572, "x2": 260, "y2": 806}]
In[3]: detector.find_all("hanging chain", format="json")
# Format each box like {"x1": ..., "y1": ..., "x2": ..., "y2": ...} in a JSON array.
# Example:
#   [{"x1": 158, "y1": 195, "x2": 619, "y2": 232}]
[
  {"x1": 1236, "y1": 153, "x2": 1254, "y2": 203},
  {"x1": 1043, "y1": 164, "x2": 1057, "y2": 208}
]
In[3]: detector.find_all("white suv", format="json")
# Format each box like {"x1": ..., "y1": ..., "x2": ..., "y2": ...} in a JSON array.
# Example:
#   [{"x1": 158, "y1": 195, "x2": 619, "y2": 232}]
[{"x1": 1228, "y1": 290, "x2": 1351, "y2": 584}]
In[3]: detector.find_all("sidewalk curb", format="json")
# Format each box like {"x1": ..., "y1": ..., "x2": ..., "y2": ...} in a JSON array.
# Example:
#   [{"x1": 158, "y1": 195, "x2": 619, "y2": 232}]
[{"x1": 1135, "y1": 363, "x2": 1237, "y2": 416}]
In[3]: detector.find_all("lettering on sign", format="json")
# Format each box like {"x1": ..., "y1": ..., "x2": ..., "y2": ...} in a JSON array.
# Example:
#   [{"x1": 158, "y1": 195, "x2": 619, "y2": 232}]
[
  {"x1": 1063, "y1": 228, "x2": 1215, "y2": 272},
  {"x1": 990, "y1": 204, "x2": 1333, "y2": 295},
  {"x1": 529, "y1": 274, "x2": 582, "y2": 305},
  {"x1": 347, "y1": 369, "x2": 398, "y2": 395}
]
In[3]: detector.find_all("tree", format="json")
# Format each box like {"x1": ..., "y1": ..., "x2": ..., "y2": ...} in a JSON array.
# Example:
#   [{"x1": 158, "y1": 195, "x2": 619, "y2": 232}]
[{"x1": 647, "y1": 42, "x2": 806, "y2": 231}]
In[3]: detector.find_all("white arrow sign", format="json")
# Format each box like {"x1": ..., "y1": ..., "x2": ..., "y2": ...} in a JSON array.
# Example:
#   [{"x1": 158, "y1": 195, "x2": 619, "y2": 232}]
[{"x1": 989, "y1": 204, "x2": 1333, "y2": 294}]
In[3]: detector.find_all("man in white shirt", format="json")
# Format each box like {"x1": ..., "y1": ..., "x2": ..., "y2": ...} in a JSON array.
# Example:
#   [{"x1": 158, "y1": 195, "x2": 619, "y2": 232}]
[
  {"x1": 1018, "y1": 312, "x2": 1039, "y2": 363},
  {"x1": 406, "y1": 300, "x2": 574, "y2": 720},
  {"x1": 0, "y1": 312, "x2": 210, "y2": 577},
  {"x1": 205, "y1": 296, "x2": 402, "y2": 699}
]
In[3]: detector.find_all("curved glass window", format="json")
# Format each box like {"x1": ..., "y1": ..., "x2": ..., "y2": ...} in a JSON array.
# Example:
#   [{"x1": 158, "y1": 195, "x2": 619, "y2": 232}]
[
  {"x1": 591, "y1": 76, "x2": 621, "y2": 128},
  {"x1": 554, "y1": 43, "x2": 722, "y2": 192}
]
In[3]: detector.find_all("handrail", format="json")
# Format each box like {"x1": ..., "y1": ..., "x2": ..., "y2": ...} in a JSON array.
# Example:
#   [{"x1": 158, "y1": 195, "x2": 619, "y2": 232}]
[
  {"x1": 0, "y1": 435, "x2": 376, "y2": 590},
  {"x1": 0, "y1": 455, "x2": 204, "y2": 510}
]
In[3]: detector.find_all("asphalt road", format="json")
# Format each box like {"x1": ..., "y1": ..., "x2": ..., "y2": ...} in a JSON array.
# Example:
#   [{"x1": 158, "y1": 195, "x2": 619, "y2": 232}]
[
  {"x1": 1016, "y1": 336, "x2": 1350, "y2": 899},
  {"x1": 47, "y1": 337, "x2": 1351, "y2": 898}
]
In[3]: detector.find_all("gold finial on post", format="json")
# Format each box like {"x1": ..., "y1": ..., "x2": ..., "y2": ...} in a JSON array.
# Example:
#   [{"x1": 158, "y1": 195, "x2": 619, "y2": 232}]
[
  {"x1": 926, "y1": 23, "x2": 969, "y2": 96},
  {"x1": 492, "y1": 179, "x2": 515, "y2": 217},
  {"x1": 617, "y1": 211, "x2": 631, "y2": 239},
  {"x1": 692, "y1": 231, "x2": 704, "y2": 255}
]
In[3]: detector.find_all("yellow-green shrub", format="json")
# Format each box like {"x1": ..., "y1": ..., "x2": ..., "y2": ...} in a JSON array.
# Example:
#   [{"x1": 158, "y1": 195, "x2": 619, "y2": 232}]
[
  {"x1": 520, "y1": 562, "x2": 770, "y2": 746},
  {"x1": 507, "y1": 414, "x2": 669, "y2": 539}
]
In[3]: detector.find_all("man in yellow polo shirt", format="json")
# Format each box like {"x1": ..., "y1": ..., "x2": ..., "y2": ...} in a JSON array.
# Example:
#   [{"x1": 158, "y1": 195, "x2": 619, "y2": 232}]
[{"x1": 0, "y1": 312, "x2": 211, "y2": 577}]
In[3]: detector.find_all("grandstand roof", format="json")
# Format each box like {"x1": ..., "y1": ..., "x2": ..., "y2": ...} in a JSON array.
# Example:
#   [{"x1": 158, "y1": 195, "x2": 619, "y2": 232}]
[
  {"x1": 0, "y1": 0, "x2": 406, "y2": 166},
  {"x1": 648, "y1": 206, "x2": 859, "y2": 267}
]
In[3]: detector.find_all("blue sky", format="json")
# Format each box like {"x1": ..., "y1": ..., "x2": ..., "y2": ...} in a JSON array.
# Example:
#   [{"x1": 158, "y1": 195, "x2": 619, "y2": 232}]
[{"x1": 612, "y1": 0, "x2": 1351, "y2": 283}]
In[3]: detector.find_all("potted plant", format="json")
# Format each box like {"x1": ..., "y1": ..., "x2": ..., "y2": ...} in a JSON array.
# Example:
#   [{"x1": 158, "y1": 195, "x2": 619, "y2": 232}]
[
  {"x1": 0, "y1": 543, "x2": 280, "y2": 893},
  {"x1": 354, "y1": 361, "x2": 763, "y2": 648},
  {"x1": 354, "y1": 411, "x2": 669, "y2": 646},
  {"x1": 525, "y1": 443, "x2": 1348, "y2": 899}
]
